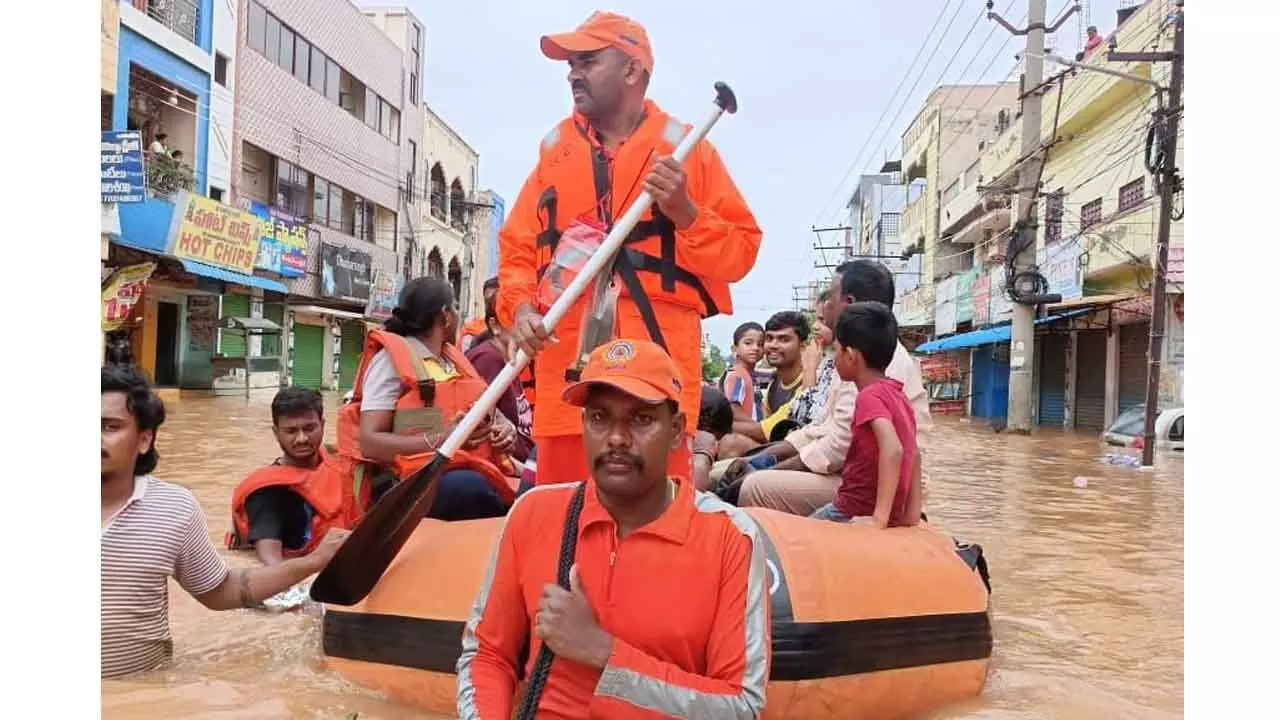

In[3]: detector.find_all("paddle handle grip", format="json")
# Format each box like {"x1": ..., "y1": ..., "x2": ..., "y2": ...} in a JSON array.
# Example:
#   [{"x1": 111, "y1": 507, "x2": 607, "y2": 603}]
[{"x1": 436, "y1": 84, "x2": 736, "y2": 460}]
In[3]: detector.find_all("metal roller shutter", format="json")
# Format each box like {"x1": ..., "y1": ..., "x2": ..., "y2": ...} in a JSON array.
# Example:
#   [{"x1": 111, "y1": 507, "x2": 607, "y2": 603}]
[
  {"x1": 1037, "y1": 332, "x2": 1068, "y2": 426},
  {"x1": 1075, "y1": 330, "x2": 1107, "y2": 430},
  {"x1": 292, "y1": 323, "x2": 325, "y2": 390},
  {"x1": 219, "y1": 294, "x2": 250, "y2": 357},
  {"x1": 1117, "y1": 323, "x2": 1150, "y2": 416},
  {"x1": 338, "y1": 322, "x2": 364, "y2": 391}
]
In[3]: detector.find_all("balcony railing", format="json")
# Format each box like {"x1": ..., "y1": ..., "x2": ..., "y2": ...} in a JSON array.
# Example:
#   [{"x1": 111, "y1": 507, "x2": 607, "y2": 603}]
[{"x1": 134, "y1": 0, "x2": 199, "y2": 45}]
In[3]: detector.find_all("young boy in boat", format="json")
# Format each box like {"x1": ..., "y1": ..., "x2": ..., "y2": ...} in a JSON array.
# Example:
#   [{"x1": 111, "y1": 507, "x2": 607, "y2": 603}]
[
  {"x1": 720, "y1": 320, "x2": 764, "y2": 425},
  {"x1": 456, "y1": 339, "x2": 769, "y2": 718},
  {"x1": 716, "y1": 311, "x2": 809, "y2": 460},
  {"x1": 809, "y1": 301, "x2": 922, "y2": 529},
  {"x1": 101, "y1": 365, "x2": 348, "y2": 679},
  {"x1": 225, "y1": 386, "x2": 344, "y2": 566}
]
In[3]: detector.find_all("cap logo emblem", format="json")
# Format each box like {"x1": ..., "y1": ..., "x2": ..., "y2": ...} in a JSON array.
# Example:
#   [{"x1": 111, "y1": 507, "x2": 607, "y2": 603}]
[{"x1": 604, "y1": 341, "x2": 635, "y2": 366}]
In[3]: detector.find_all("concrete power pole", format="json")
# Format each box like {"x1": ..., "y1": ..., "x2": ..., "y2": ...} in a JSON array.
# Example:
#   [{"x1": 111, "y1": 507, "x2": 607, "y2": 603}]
[
  {"x1": 1134, "y1": 4, "x2": 1183, "y2": 467},
  {"x1": 1006, "y1": 0, "x2": 1048, "y2": 433},
  {"x1": 986, "y1": 0, "x2": 1079, "y2": 433}
]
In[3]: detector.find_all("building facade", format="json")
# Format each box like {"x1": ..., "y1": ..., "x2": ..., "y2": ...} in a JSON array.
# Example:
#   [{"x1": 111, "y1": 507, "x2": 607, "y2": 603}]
[
  {"x1": 420, "y1": 106, "x2": 482, "y2": 320},
  {"x1": 908, "y1": 0, "x2": 1184, "y2": 430}
]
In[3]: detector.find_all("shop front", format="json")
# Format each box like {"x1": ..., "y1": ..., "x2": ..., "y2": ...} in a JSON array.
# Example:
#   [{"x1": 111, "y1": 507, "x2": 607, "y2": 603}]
[{"x1": 283, "y1": 241, "x2": 374, "y2": 391}]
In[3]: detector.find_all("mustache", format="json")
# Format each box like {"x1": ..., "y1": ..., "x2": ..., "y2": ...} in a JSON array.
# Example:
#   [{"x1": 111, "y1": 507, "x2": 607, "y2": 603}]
[
  {"x1": 594, "y1": 452, "x2": 643, "y2": 472},
  {"x1": 571, "y1": 81, "x2": 590, "y2": 94}
]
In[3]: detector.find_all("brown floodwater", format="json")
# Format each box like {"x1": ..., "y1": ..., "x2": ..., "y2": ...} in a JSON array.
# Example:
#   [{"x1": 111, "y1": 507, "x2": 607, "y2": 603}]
[{"x1": 101, "y1": 394, "x2": 1183, "y2": 719}]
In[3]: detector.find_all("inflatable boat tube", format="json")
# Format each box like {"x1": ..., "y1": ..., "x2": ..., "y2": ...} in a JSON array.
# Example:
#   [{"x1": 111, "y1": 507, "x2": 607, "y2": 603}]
[{"x1": 321, "y1": 508, "x2": 992, "y2": 719}]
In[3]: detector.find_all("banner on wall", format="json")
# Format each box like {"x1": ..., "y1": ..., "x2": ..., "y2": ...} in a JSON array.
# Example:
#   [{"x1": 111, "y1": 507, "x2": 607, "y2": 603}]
[
  {"x1": 101, "y1": 131, "x2": 146, "y2": 204},
  {"x1": 972, "y1": 271, "x2": 991, "y2": 325},
  {"x1": 934, "y1": 275, "x2": 958, "y2": 336},
  {"x1": 366, "y1": 269, "x2": 403, "y2": 320},
  {"x1": 166, "y1": 191, "x2": 263, "y2": 274},
  {"x1": 101, "y1": 262, "x2": 156, "y2": 332},
  {"x1": 955, "y1": 268, "x2": 978, "y2": 325},
  {"x1": 1037, "y1": 235, "x2": 1084, "y2": 301},
  {"x1": 248, "y1": 201, "x2": 309, "y2": 278},
  {"x1": 320, "y1": 243, "x2": 373, "y2": 302}
]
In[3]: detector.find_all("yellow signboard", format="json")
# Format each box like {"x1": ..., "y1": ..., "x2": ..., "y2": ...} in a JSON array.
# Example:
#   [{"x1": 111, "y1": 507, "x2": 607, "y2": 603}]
[
  {"x1": 166, "y1": 191, "x2": 263, "y2": 274},
  {"x1": 102, "y1": 262, "x2": 156, "y2": 332}
]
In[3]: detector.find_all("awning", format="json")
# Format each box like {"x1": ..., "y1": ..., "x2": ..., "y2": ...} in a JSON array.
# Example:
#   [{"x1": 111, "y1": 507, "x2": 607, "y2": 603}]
[
  {"x1": 226, "y1": 316, "x2": 283, "y2": 332},
  {"x1": 1046, "y1": 293, "x2": 1134, "y2": 311},
  {"x1": 180, "y1": 260, "x2": 287, "y2": 293},
  {"x1": 288, "y1": 304, "x2": 366, "y2": 320},
  {"x1": 914, "y1": 308, "x2": 1093, "y2": 353}
]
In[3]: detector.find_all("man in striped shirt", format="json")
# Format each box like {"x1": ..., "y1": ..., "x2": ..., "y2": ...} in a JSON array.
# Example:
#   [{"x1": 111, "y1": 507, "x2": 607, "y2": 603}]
[{"x1": 101, "y1": 364, "x2": 349, "y2": 679}]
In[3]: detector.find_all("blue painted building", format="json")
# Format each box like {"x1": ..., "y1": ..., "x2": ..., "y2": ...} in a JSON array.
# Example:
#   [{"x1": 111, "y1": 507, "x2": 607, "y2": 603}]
[{"x1": 104, "y1": 1, "x2": 285, "y2": 391}]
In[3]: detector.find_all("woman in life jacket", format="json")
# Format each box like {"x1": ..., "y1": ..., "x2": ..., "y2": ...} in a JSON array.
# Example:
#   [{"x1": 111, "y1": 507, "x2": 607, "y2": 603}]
[{"x1": 352, "y1": 277, "x2": 519, "y2": 521}]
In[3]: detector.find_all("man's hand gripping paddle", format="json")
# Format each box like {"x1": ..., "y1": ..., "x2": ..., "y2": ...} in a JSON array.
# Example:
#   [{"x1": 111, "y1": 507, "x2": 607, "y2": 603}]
[{"x1": 310, "y1": 82, "x2": 739, "y2": 607}]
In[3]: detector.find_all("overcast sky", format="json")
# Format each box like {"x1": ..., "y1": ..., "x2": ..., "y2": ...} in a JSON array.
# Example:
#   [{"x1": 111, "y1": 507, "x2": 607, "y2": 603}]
[{"x1": 392, "y1": 0, "x2": 1127, "y2": 349}]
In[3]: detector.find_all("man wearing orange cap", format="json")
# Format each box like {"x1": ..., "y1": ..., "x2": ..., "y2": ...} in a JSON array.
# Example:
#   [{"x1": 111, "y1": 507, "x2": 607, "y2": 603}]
[
  {"x1": 497, "y1": 11, "x2": 763, "y2": 487},
  {"x1": 457, "y1": 339, "x2": 770, "y2": 719}
]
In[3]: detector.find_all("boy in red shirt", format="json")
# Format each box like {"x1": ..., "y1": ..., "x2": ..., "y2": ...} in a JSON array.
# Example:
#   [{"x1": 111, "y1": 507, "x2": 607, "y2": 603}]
[{"x1": 810, "y1": 301, "x2": 922, "y2": 528}]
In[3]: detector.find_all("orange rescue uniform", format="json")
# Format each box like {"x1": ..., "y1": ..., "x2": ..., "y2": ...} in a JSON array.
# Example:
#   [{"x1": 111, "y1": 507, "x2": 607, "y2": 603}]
[
  {"x1": 225, "y1": 448, "x2": 356, "y2": 556},
  {"x1": 496, "y1": 98, "x2": 762, "y2": 483},
  {"x1": 458, "y1": 318, "x2": 488, "y2": 352},
  {"x1": 456, "y1": 477, "x2": 771, "y2": 719}
]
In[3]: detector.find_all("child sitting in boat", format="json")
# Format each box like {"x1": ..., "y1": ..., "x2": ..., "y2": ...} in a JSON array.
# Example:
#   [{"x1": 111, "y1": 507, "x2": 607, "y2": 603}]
[{"x1": 810, "y1": 301, "x2": 922, "y2": 529}]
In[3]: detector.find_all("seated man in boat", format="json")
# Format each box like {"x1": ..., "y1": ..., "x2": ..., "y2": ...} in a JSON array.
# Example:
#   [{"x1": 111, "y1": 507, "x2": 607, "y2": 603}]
[
  {"x1": 101, "y1": 365, "x2": 348, "y2": 679},
  {"x1": 458, "y1": 276, "x2": 499, "y2": 352},
  {"x1": 225, "y1": 386, "x2": 348, "y2": 566},
  {"x1": 340, "y1": 276, "x2": 522, "y2": 521},
  {"x1": 456, "y1": 339, "x2": 770, "y2": 719},
  {"x1": 714, "y1": 310, "x2": 810, "y2": 460},
  {"x1": 810, "y1": 302, "x2": 923, "y2": 528},
  {"x1": 464, "y1": 306, "x2": 535, "y2": 468},
  {"x1": 725, "y1": 260, "x2": 931, "y2": 516}
]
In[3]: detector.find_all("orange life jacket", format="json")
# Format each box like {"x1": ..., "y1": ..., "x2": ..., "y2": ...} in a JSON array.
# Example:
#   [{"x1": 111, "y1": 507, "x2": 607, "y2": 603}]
[
  {"x1": 224, "y1": 448, "x2": 353, "y2": 557},
  {"x1": 532, "y1": 101, "x2": 733, "y2": 354},
  {"x1": 458, "y1": 317, "x2": 488, "y2": 351},
  {"x1": 335, "y1": 329, "x2": 518, "y2": 512},
  {"x1": 521, "y1": 365, "x2": 536, "y2": 408}
]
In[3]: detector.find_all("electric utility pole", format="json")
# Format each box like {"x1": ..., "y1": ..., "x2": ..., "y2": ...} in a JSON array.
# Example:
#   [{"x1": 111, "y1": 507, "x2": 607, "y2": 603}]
[{"x1": 1121, "y1": 4, "x2": 1183, "y2": 468}]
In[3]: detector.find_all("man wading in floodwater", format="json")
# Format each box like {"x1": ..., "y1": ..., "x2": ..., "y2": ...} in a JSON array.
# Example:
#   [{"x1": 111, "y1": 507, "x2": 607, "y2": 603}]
[
  {"x1": 497, "y1": 10, "x2": 762, "y2": 487},
  {"x1": 100, "y1": 365, "x2": 348, "y2": 679}
]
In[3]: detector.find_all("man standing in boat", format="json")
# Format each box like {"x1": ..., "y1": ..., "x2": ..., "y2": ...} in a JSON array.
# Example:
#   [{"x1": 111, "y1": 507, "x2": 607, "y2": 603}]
[
  {"x1": 456, "y1": 339, "x2": 770, "y2": 718},
  {"x1": 497, "y1": 10, "x2": 763, "y2": 486}
]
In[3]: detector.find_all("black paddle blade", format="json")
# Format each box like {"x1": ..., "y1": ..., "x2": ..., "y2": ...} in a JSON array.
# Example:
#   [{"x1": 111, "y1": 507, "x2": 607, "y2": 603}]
[{"x1": 310, "y1": 453, "x2": 450, "y2": 606}]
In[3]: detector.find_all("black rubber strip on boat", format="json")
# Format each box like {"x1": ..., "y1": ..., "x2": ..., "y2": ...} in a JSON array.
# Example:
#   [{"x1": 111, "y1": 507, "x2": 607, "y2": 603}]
[{"x1": 322, "y1": 609, "x2": 992, "y2": 681}]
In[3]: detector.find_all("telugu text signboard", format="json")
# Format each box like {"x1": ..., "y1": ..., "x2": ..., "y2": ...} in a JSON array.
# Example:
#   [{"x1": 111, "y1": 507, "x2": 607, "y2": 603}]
[
  {"x1": 247, "y1": 201, "x2": 309, "y2": 278},
  {"x1": 166, "y1": 191, "x2": 262, "y2": 274},
  {"x1": 955, "y1": 268, "x2": 978, "y2": 325},
  {"x1": 101, "y1": 131, "x2": 146, "y2": 204},
  {"x1": 366, "y1": 269, "x2": 403, "y2": 320},
  {"x1": 972, "y1": 271, "x2": 991, "y2": 325},
  {"x1": 102, "y1": 262, "x2": 156, "y2": 332},
  {"x1": 1038, "y1": 235, "x2": 1084, "y2": 301}
]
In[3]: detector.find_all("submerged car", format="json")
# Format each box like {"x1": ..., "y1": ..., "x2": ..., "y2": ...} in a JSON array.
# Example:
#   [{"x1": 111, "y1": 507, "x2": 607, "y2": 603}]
[{"x1": 1103, "y1": 405, "x2": 1184, "y2": 451}]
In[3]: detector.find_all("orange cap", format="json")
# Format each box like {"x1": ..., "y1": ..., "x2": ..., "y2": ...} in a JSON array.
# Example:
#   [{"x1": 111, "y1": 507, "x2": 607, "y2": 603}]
[
  {"x1": 541, "y1": 11, "x2": 654, "y2": 74},
  {"x1": 562, "y1": 339, "x2": 683, "y2": 407}
]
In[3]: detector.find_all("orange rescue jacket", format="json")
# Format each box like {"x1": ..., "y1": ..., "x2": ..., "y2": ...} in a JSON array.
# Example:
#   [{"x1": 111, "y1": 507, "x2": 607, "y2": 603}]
[
  {"x1": 497, "y1": 98, "x2": 762, "y2": 438},
  {"x1": 335, "y1": 329, "x2": 518, "y2": 511},
  {"x1": 225, "y1": 448, "x2": 353, "y2": 557}
]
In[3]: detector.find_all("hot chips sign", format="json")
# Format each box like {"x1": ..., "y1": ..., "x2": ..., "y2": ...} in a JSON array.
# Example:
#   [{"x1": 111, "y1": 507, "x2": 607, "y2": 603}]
[{"x1": 166, "y1": 191, "x2": 262, "y2": 274}]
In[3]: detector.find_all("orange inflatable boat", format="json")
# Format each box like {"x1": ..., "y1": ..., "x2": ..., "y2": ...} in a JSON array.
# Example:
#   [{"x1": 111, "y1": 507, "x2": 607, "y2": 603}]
[{"x1": 321, "y1": 508, "x2": 993, "y2": 719}]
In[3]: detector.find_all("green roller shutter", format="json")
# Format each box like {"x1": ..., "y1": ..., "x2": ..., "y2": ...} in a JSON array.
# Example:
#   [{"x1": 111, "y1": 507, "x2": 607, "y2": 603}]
[
  {"x1": 219, "y1": 294, "x2": 251, "y2": 357},
  {"x1": 261, "y1": 301, "x2": 285, "y2": 358},
  {"x1": 292, "y1": 323, "x2": 325, "y2": 390},
  {"x1": 339, "y1": 322, "x2": 364, "y2": 391}
]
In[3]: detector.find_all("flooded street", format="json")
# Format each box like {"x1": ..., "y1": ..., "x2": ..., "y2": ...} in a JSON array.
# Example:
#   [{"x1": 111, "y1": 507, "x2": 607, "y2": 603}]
[{"x1": 101, "y1": 394, "x2": 1183, "y2": 720}]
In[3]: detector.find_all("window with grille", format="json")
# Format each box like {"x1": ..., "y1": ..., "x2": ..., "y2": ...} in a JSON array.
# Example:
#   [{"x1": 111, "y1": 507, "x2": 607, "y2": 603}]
[
  {"x1": 1118, "y1": 178, "x2": 1145, "y2": 212},
  {"x1": 1080, "y1": 198, "x2": 1102, "y2": 230},
  {"x1": 880, "y1": 213, "x2": 900, "y2": 238},
  {"x1": 1044, "y1": 190, "x2": 1064, "y2": 244}
]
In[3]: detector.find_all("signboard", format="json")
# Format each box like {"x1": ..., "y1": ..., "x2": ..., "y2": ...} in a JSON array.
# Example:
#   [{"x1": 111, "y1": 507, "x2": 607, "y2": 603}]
[
  {"x1": 899, "y1": 285, "x2": 935, "y2": 327},
  {"x1": 1037, "y1": 235, "x2": 1084, "y2": 301},
  {"x1": 247, "y1": 201, "x2": 308, "y2": 278},
  {"x1": 1167, "y1": 245, "x2": 1184, "y2": 285},
  {"x1": 166, "y1": 191, "x2": 263, "y2": 274},
  {"x1": 320, "y1": 243, "x2": 373, "y2": 302},
  {"x1": 101, "y1": 131, "x2": 146, "y2": 203},
  {"x1": 955, "y1": 268, "x2": 978, "y2": 325},
  {"x1": 366, "y1": 269, "x2": 403, "y2": 320},
  {"x1": 101, "y1": 262, "x2": 156, "y2": 332},
  {"x1": 934, "y1": 275, "x2": 958, "y2": 336},
  {"x1": 989, "y1": 267, "x2": 1014, "y2": 322},
  {"x1": 972, "y1": 271, "x2": 991, "y2": 325}
]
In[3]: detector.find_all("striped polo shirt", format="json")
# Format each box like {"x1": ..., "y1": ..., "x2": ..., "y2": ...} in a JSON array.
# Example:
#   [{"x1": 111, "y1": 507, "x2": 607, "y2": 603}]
[{"x1": 101, "y1": 475, "x2": 229, "y2": 679}]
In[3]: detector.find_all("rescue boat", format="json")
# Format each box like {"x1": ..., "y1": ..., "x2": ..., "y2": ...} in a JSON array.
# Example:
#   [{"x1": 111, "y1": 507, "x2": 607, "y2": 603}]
[{"x1": 320, "y1": 508, "x2": 993, "y2": 719}]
